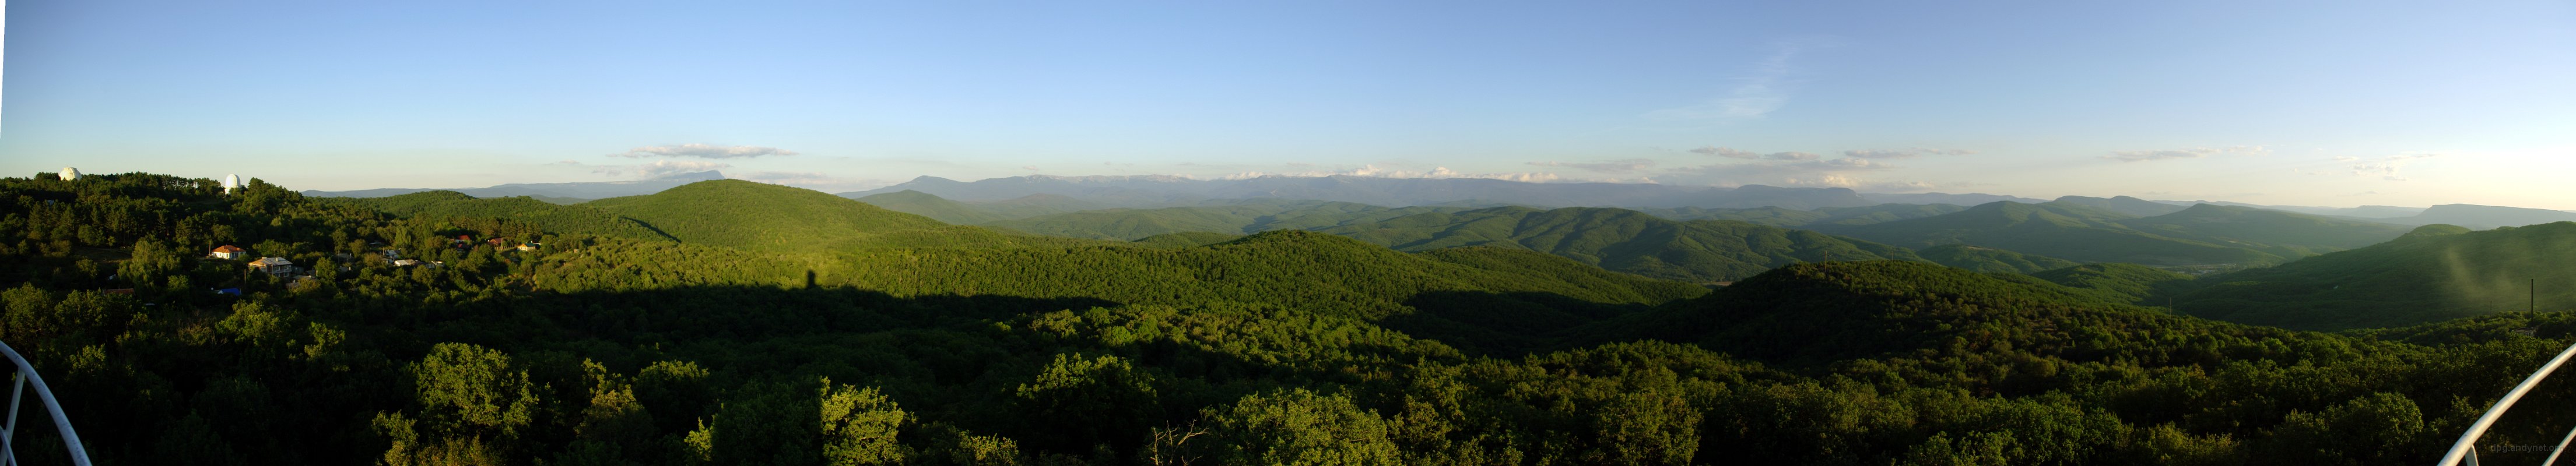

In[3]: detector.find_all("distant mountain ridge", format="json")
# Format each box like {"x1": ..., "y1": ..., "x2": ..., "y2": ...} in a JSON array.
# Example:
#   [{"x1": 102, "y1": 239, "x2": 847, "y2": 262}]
[
  {"x1": 2391, "y1": 204, "x2": 2576, "y2": 230},
  {"x1": 840, "y1": 174, "x2": 1879, "y2": 210},
  {"x1": 303, "y1": 171, "x2": 727, "y2": 200},
  {"x1": 1815, "y1": 200, "x2": 2413, "y2": 266}
]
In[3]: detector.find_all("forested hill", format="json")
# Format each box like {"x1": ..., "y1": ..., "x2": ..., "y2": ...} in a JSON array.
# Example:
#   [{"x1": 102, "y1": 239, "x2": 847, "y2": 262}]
[
  {"x1": 1820, "y1": 201, "x2": 2259, "y2": 265},
  {"x1": 1815, "y1": 200, "x2": 2411, "y2": 266},
  {"x1": 1314, "y1": 206, "x2": 1925, "y2": 282},
  {"x1": 2171, "y1": 221, "x2": 2576, "y2": 330},
  {"x1": 13, "y1": 172, "x2": 2576, "y2": 466},
  {"x1": 582, "y1": 180, "x2": 1112, "y2": 253},
  {"x1": 851, "y1": 190, "x2": 1103, "y2": 224},
  {"x1": 321, "y1": 190, "x2": 677, "y2": 242}
]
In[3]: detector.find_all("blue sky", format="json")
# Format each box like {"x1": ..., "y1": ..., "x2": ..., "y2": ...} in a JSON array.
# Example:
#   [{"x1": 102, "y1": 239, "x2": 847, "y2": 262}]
[{"x1": 6, "y1": 1, "x2": 2572, "y2": 209}]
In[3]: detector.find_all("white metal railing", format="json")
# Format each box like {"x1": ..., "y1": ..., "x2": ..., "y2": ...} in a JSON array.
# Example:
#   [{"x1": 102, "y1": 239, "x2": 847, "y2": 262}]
[
  {"x1": 0, "y1": 340, "x2": 91, "y2": 466},
  {"x1": 2441, "y1": 338, "x2": 2576, "y2": 466}
]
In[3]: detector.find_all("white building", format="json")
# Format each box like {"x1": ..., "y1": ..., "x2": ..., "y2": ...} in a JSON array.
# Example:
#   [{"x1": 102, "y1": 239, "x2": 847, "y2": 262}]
[
  {"x1": 224, "y1": 174, "x2": 241, "y2": 195},
  {"x1": 58, "y1": 167, "x2": 80, "y2": 181}
]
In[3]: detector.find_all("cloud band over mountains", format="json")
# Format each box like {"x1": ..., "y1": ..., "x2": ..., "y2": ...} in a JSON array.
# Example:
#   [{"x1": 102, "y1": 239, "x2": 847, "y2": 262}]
[{"x1": 611, "y1": 143, "x2": 799, "y2": 159}]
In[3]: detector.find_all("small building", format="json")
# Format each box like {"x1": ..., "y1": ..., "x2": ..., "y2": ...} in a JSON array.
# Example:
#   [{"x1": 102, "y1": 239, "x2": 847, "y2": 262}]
[
  {"x1": 58, "y1": 167, "x2": 81, "y2": 182},
  {"x1": 381, "y1": 249, "x2": 403, "y2": 260},
  {"x1": 209, "y1": 245, "x2": 247, "y2": 260},
  {"x1": 515, "y1": 242, "x2": 542, "y2": 252},
  {"x1": 392, "y1": 259, "x2": 423, "y2": 267},
  {"x1": 250, "y1": 257, "x2": 297, "y2": 277}
]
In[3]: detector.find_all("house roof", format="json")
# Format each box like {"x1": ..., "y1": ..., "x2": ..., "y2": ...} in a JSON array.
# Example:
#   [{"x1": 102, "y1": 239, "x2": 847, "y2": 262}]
[
  {"x1": 212, "y1": 245, "x2": 244, "y2": 253},
  {"x1": 252, "y1": 257, "x2": 293, "y2": 266},
  {"x1": 392, "y1": 259, "x2": 422, "y2": 266}
]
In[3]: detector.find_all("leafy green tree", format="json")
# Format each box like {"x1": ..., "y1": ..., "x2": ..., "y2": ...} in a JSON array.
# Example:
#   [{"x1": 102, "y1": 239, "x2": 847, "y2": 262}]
[{"x1": 1198, "y1": 389, "x2": 1400, "y2": 466}]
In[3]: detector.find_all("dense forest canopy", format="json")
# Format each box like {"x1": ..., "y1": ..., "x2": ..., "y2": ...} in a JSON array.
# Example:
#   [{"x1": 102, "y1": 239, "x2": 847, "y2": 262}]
[{"x1": 4, "y1": 172, "x2": 2573, "y2": 465}]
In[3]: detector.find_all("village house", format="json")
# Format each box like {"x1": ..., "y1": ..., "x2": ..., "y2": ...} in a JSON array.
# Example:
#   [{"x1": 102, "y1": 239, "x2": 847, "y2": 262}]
[
  {"x1": 209, "y1": 245, "x2": 247, "y2": 260},
  {"x1": 392, "y1": 259, "x2": 423, "y2": 267},
  {"x1": 250, "y1": 257, "x2": 297, "y2": 277},
  {"x1": 515, "y1": 242, "x2": 542, "y2": 252}
]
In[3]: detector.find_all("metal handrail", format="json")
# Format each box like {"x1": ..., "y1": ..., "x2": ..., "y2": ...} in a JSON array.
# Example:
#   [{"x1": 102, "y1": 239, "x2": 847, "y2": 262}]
[
  {"x1": 0, "y1": 340, "x2": 92, "y2": 466},
  {"x1": 2441, "y1": 338, "x2": 2576, "y2": 465}
]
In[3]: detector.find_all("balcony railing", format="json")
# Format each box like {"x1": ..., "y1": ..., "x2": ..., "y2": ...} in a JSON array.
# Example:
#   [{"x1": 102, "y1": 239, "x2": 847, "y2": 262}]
[{"x1": 0, "y1": 340, "x2": 92, "y2": 466}]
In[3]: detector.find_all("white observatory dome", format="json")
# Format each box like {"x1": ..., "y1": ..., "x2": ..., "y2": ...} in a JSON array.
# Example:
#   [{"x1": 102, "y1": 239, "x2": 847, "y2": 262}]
[{"x1": 57, "y1": 167, "x2": 80, "y2": 181}]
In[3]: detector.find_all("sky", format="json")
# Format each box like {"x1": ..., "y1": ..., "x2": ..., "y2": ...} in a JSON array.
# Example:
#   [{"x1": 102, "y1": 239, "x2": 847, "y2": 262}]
[{"x1": 4, "y1": 1, "x2": 2573, "y2": 209}]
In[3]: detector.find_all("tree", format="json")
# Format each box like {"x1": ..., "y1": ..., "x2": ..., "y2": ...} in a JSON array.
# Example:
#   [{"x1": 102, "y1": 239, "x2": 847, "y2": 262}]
[{"x1": 1199, "y1": 389, "x2": 1401, "y2": 466}]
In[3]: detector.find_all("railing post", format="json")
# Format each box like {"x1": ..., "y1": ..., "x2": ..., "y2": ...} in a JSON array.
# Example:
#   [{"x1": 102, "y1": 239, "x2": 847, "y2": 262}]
[{"x1": 3, "y1": 373, "x2": 21, "y2": 466}]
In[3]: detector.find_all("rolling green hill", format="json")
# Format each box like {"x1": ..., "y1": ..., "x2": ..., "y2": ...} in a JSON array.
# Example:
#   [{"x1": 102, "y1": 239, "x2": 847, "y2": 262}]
[
  {"x1": 2050, "y1": 195, "x2": 2189, "y2": 217},
  {"x1": 2171, "y1": 222, "x2": 2576, "y2": 330},
  {"x1": 584, "y1": 180, "x2": 1096, "y2": 252},
  {"x1": 1915, "y1": 243, "x2": 2080, "y2": 273},
  {"x1": 324, "y1": 190, "x2": 676, "y2": 241},
  {"x1": 852, "y1": 190, "x2": 1104, "y2": 224},
  {"x1": 2030, "y1": 262, "x2": 2194, "y2": 304},
  {"x1": 1819, "y1": 201, "x2": 2287, "y2": 266},
  {"x1": 980, "y1": 199, "x2": 1464, "y2": 240},
  {"x1": 24, "y1": 172, "x2": 2571, "y2": 466},
  {"x1": 1629, "y1": 261, "x2": 2308, "y2": 368},
  {"x1": 823, "y1": 230, "x2": 1708, "y2": 324},
  {"x1": 1314, "y1": 206, "x2": 1923, "y2": 282},
  {"x1": 1638, "y1": 203, "x2": 1966, "y2": 228},
  {"x1": 2114, "y1": 204, "x2": 2413, "y2": 257}
]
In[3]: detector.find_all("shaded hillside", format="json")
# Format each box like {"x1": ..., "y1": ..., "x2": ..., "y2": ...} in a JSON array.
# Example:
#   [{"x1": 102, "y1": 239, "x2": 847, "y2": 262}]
[
  {"x1": 1315, "y1": 206, "x2": 1922, "y2": 282},
  {"x1": 324, "y1": 190, "x2": 676, "y2": 242},
  {"x1": 1917, "y1": 243, "x2": 2080, "y2": 273},
  {"x1": 2173, "y1": 222, "x2": 2576, "y2": 330},
  {"x1": 584, "y1": 180, "x2": 1096, "y2": 252},
  {"x1": 2114, "y1": 204, "x2": 2412, "y2": 257},
  {"x1": 1127, "y1": 231, "x2": 1241, "y2": 249},
  {"x1": 2031, "y1": 263, "x2": 2194, "y2": 304},
  {"x1": 824, "y1": 230, "x2": 1708, "y2": 322},
  {"x1": 1818, "y1": 202, "x2": 2283, "y2": 266},
  {"x1": 1630, "y1": 261, "x2": 2305, "y2": 368},
  {"x1": 1638, "y1": 203, "x2": 1970, "y2": 229}
]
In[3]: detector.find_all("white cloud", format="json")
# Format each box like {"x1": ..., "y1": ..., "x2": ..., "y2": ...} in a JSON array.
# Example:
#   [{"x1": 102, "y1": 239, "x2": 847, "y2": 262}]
[
  {"x1": 1842, "y1": 149, "x2": 1917, "y2": 159},
  {"x1": 1842, "y1": 147, "x2": 1977, "y2": 159},
  {"x1": 609, "y1": 143, "x2": 799, "y2": 159},
  {"x1": 1528, "y1": 158, "x2": 1656, "y2": 173},
  {"x1": 1691, "y1": 146, "x2": 1760, "y2": 159},
  {"x1": 1216, "y1": 164, "x2": 1566, "y2": 182},
  {"x1": 1768, "y1": 151, "x2": 1819, "y2": 161},
  {"x1": 2103, "y1": 145, "x2": 2269, "y2": 162}
]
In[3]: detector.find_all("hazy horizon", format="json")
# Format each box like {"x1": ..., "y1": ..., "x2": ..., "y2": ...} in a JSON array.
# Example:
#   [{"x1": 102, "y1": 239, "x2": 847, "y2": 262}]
[{"x1": 6, "y1": 1, "x2": 2571, "y2": 209}]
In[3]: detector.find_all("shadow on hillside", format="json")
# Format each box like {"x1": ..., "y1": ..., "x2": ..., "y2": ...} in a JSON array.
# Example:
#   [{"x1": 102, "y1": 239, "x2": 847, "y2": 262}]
[{"x1": 1390, "y1": 290, "x2": 1664, "y2": 357}]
